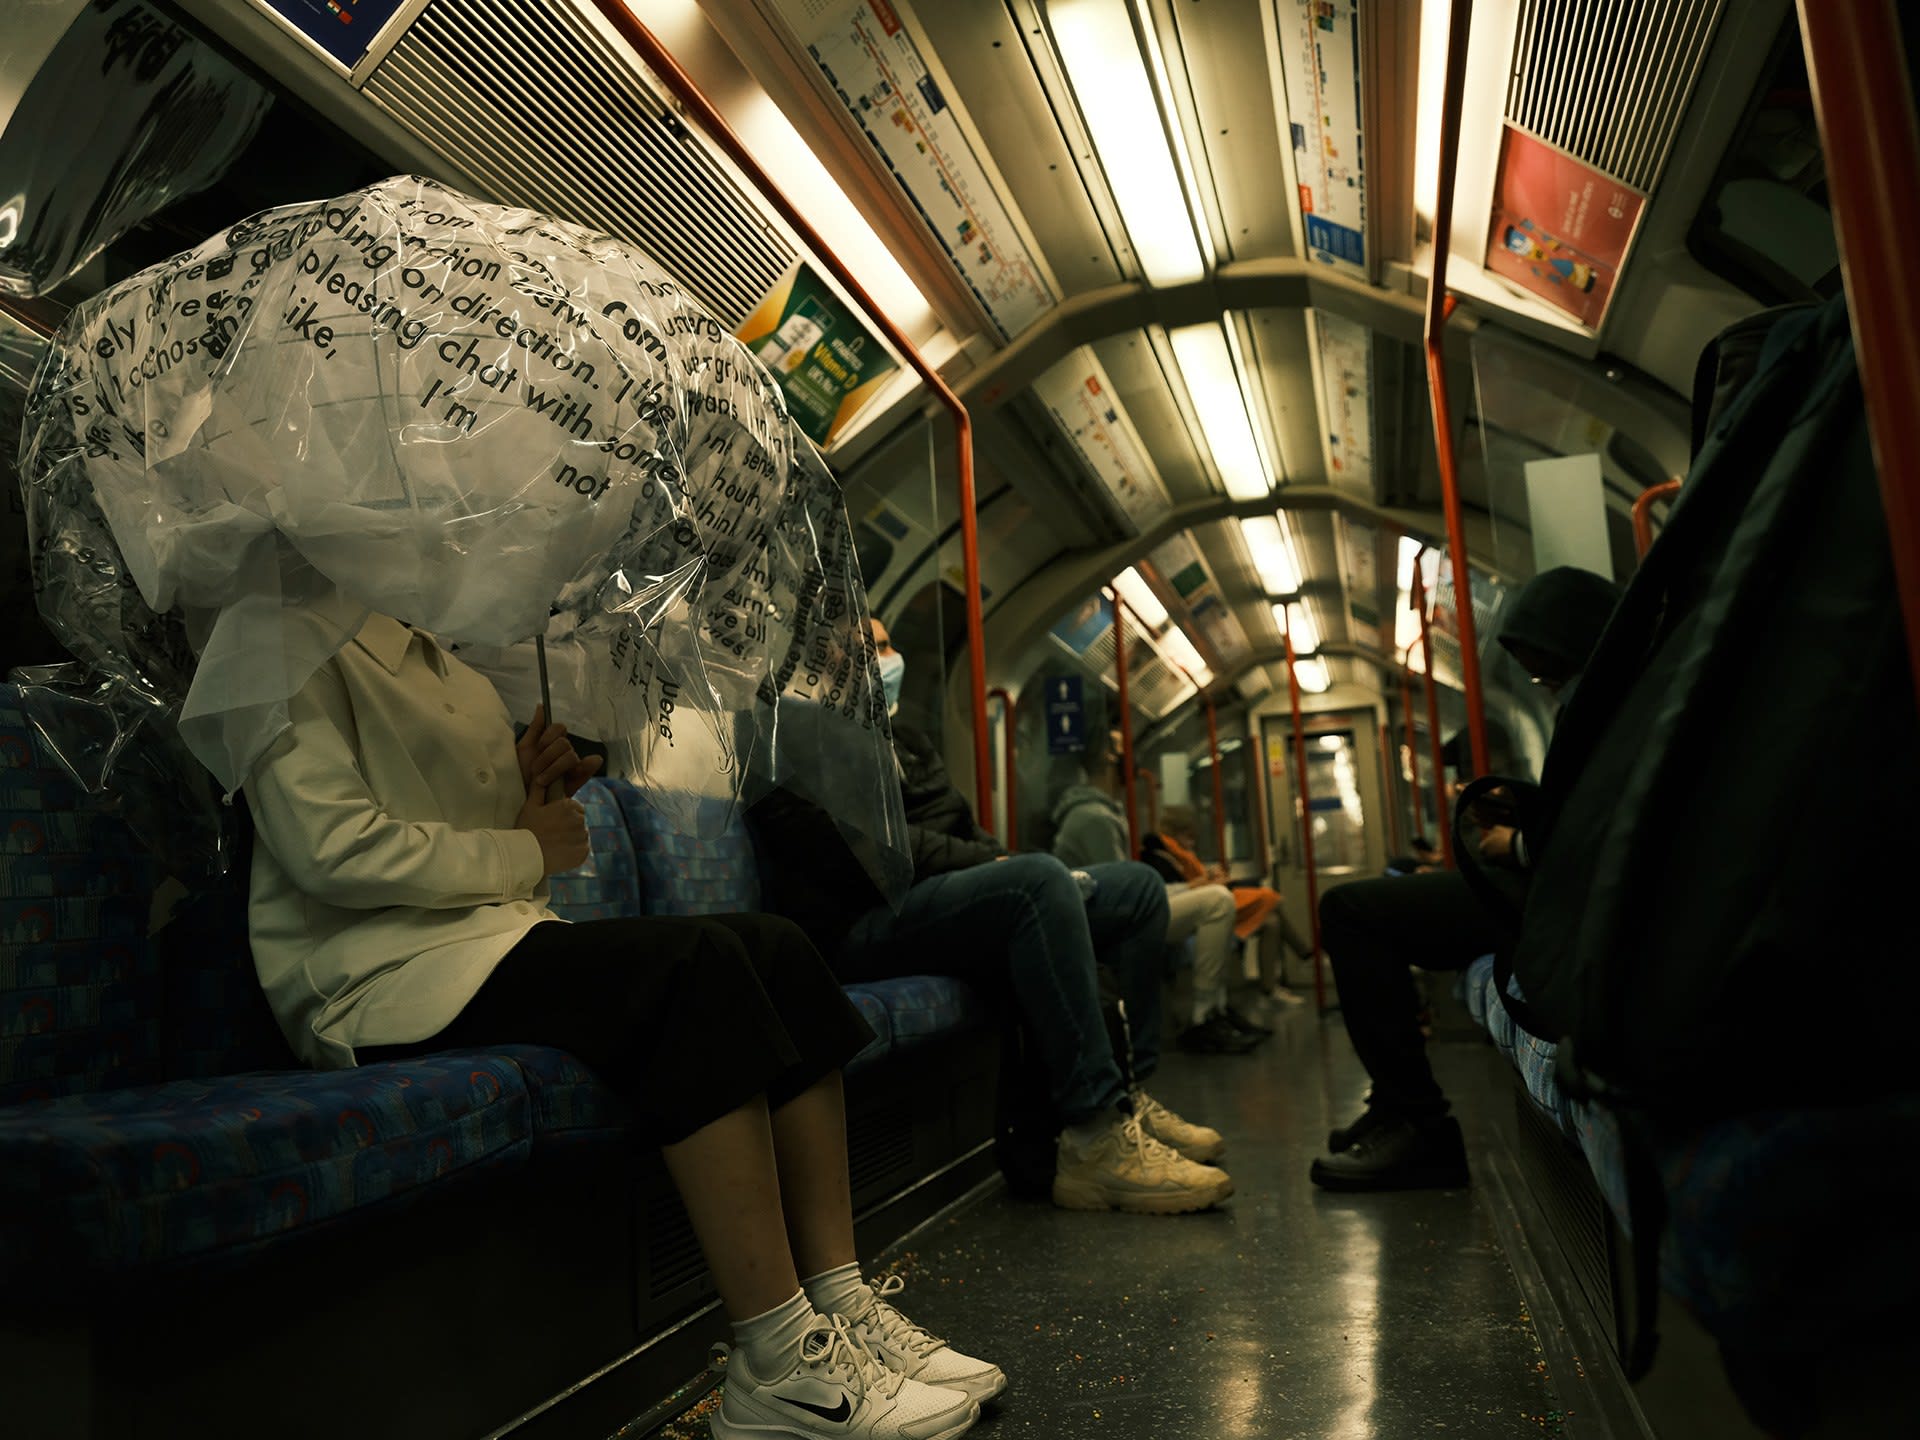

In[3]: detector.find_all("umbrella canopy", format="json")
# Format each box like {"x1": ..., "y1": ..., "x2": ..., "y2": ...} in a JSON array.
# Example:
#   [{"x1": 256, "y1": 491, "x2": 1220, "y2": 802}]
[{"x1": 19, "y1": 176, "x2": 908, "y2": 895}]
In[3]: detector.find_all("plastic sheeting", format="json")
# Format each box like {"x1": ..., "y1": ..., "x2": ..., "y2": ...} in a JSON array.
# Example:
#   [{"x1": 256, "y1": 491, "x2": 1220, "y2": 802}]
[
  {"x1": 18, "y1": 176, "x2": 910, "y2": 897},
  {"x1": 0, "y1": 0, "x2": 272, "y2": 299}
]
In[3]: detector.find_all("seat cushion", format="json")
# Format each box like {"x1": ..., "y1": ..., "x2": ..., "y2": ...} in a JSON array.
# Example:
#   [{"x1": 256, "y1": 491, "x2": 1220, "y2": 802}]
[
  {"x1": 0, "y1": 1051, "x2": 531, "y2": 1282},
  {"x1": 605, "y1": 781, "x2": 762, "y2": 916},
  {"x1": 856, "y1": 976, "x2": 988, "y2": 1049},
  {"x1": 839, "y1": 987, "x2": 893, "y2": 1076},
  {"x1": 547, "y1": 779, "x2": 645, "y2": 922},
  {"x1": 490, "y1": 1043, "x2": 629, "y2": 1142}
]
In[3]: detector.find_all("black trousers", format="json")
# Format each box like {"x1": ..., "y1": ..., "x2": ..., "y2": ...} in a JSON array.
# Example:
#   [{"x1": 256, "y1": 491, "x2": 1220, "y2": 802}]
[
  {"x1": 360, "y1": 914, "x2": 874, "y2": 1145},
  {"x1": 1320, "y1": 872, "x2": 1501, "y2": 1118}
]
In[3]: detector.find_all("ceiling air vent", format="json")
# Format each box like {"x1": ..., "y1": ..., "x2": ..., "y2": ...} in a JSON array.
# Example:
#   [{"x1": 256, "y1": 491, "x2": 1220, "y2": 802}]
[
  {"x1": 362, "y1": 0, "x2": 795, "y2": 328},
  {"x1": 1505, "y1": 0, "x2": 1727, "y2": 193}
]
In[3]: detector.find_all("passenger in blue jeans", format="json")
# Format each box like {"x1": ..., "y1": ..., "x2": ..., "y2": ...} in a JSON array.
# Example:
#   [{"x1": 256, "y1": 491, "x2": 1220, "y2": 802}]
[{"x1": 753, "y1": 619, "x2": 1233, "y2": 1215}]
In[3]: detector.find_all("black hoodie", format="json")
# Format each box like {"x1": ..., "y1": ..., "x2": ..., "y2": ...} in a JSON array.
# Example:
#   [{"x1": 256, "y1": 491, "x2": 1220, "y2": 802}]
[{"x1": 1495, "y1": 567, "x2": 1621, "y2": 685}]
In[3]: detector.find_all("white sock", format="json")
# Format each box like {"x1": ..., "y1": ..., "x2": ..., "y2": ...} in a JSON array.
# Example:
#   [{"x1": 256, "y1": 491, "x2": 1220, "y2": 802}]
[
  {"x1": 801, "y1": 1261, "x2": 875, "y2": 1322},
  {"x1": 730, "y1": 1289, "x2": 815, "y2": 1379}
]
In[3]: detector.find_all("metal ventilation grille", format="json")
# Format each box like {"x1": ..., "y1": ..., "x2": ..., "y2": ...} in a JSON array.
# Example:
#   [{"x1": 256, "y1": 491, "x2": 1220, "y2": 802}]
[
  {"x1": 363, "y1": 0, "x2": 795, "y2": 327},
  {"x1": 1077, "y1": 629, "x2": 1191, "y2": 721},
  {"x1": 1505, "y1": 0, "x2": 1727, "y2": 192}
]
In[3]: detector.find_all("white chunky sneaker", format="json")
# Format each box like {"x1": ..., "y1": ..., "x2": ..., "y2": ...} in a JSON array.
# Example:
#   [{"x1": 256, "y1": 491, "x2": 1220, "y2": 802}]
[
  {"x1": 847, "y1": 1275, "x2": 1008, "y2": 1404},
  {"x1": 1135, "y1": 1090, "x2": 1226, "y2": 1164},
  {"x1": 1051, "y1": 1111, "x2": 1235, "y2": 1215},
  {"x1": 711, "y1": 1313, "x2": 979, "y2": 1440}
]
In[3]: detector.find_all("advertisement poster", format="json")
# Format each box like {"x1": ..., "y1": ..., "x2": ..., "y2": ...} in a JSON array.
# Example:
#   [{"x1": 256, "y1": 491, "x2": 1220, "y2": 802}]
[
  {"x1": 1277, "y1": 0, "x2": 1368, "y2": 273},
  {"x1": 1051, "y1": 594, "x2": 1114, "y2": 656},
  {"x1": 784, "y1": 0, "x2": 1054, "y2": 337},
  {"x1": 261, "y1": 0, "x2": 409, "y2": 70},
  {"x1": 1312, "y1": 308, "x2": 1374, "y2": 497},
  {"x1": 737, "y1": 261, "x2": 898, "y2": 446},
  {"x1": 1486, "y1": 126, "x2": 1645, "y2": 329},
  {"x1": 1033, "y1": 352, "x2": 1169, "y2": 530}
]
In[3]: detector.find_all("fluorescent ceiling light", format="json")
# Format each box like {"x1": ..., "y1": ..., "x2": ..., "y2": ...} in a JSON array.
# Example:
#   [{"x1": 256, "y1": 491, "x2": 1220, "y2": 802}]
[
  {"x1": 1159, "y1": 625, "x2": 1212, "y2": 685},
  {"x1": 1171, "y1": 321, "x2": 1271, "y2": 500},
  {"x1": 1272, "y1": 600, "x2": 1320, "y2": 656},
  {"x1": 1410, "y1": 0, "x2": 1452, "y2": 234},
  {"x1": 1296, "y1": 657, "x2": 1331, "y2": 693},
  {"x1": 1049, "y1": 0, "x2": 1205, "y2": 286},
  {"x1": 1396, "y1": 535, "x2": 1424, "y2": 593},
  {"x1": 1112, "y1": 566, "x2": 1169, "y2": 631},
  {"x1": 1240, "y1": 515, "x2": 1303, "y2": 596}
]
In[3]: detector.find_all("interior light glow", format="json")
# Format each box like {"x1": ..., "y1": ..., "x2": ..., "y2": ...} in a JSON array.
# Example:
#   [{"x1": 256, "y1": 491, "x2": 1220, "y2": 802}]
[
  {"x1": 1296, "y1": 656, "x2": 1331, "y2": 693},
  {"x1": 1410, "y1": 0, "x2": 1452, "y2": 234},
  {"x1": 1239, "y1": 515, "x2": 1303, "y2": 596},
  {"x1": 1171, "y1": 321, "x2": 1271, "y2": 500},
  {"x1": 1272, "y1": 600, "x2": 1320, "y2": 656},
  {"x1": 1113, "y1": 566, "x2": 1170, "y2": 631},
  {"x1": 1049, "y1": 0, "x2": 1207, "y2": 286},
  {"x1": 1159, "y1": 625, "x2": 1213, "y2": 685},
  {"x1": 1396, "y1": 535, "x2": 1424, "y2": 593},
  {"x1": 1319, "y1": 734, "x2": 1345, "y2": 749}
]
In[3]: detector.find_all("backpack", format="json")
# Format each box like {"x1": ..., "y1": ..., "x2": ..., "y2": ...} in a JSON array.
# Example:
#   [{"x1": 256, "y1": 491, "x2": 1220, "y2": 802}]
[{"x1": 1458, "y1": 296, "x2": 1920, "y2": 1377}]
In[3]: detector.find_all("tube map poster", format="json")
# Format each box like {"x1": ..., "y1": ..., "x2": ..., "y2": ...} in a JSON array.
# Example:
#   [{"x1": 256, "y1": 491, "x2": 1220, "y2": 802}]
[{"x1": 736, "y1": 261, "x2": 897, "y2": 446}]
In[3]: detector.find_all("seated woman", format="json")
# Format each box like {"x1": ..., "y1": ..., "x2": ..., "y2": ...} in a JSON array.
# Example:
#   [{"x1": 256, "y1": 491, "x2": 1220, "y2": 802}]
[{"x1": 243, "y1": 612, "x2": 1000, "y2": 1440}]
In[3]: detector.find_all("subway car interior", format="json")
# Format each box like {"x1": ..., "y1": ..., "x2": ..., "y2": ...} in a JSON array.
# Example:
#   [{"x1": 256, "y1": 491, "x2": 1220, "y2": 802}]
[{"x1": 3, "y1": 1, "x2": 1917, "y2": 1437}]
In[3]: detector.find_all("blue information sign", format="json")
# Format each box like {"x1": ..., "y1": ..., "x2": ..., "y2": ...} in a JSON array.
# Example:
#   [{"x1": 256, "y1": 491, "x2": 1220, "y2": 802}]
[
  {"x1": 262, "y1": 0, "x2": 409, "y2": 70},
  {"x1": 1045, "y1": 675, "x2": 1086, "y2": 755}
]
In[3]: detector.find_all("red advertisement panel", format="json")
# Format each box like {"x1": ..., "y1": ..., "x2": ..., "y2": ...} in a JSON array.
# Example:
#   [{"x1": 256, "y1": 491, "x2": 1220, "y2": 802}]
[{"x1": 1485, "y1": 126, "x2": 1645, "y2": 329}]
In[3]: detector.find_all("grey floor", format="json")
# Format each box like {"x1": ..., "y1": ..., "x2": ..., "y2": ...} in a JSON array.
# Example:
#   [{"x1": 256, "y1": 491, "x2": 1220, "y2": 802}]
[{"x1": 659, "y1": 996, "x2": 1603, "y2": 1439}]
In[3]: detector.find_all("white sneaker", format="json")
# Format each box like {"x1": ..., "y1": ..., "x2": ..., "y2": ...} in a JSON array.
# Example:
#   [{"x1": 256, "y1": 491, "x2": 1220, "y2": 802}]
[
  {"x1": 711, "y1": 1314, "x2": 979, "y2": 1440},
  {"x1": 1052, "y1": 1111, "x2": 1235, "y2": 1215},
  {"x1": 1135, "y1": 1090, "x2": 1226, "y2": 1164},
  {"x1": 847, "y1": 1275, "x2": 1007, "y2": 1404}
]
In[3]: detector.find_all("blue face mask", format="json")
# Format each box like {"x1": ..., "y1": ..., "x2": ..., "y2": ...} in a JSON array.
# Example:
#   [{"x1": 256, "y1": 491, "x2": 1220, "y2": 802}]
[{"x1": 878, "y1": 650, "x2": 905, "y2": 711}]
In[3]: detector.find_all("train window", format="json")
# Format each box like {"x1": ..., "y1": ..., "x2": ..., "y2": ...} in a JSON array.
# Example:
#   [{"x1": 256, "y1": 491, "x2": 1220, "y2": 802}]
[
  {"x1": 1687, "y1": 24, "x2": 1840, "y2": 305},
  {"x1": 1284, "y1": 725, "x2": 1371, "y2": 873}
]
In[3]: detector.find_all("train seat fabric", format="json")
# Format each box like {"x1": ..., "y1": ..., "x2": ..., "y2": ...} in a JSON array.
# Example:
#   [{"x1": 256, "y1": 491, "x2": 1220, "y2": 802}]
[
  {"x1": 0, "y1": 1051, "x2": 531, "y2": 1282},
  {"x1": 2, "y1": 682, "x2": 991, "y2": 1289}
]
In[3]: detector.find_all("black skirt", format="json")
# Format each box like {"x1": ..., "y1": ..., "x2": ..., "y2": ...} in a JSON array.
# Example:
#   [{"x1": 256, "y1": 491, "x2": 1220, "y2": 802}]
[{"x1": 360, "y1": 912, "x2": 874, "y2": 1144}]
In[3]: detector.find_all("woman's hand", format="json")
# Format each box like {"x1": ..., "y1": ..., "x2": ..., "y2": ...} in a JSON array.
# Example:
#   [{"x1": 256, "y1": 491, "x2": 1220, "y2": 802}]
[
  {"x1": 516, "y1": 781, "x2": 591, "y2": 876},
  {"x1": 515, "y1": 705, "x2": 605, "y2": 798},
  {"x1": 1478, "y1": 824, "x2": 1516, "y2": 864}
]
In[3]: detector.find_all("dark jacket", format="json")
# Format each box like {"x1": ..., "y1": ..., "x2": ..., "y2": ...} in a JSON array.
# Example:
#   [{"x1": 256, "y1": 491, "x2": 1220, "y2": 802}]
[{"x1": 748, "y1": 721, "x2": 1002, "y2": 954}]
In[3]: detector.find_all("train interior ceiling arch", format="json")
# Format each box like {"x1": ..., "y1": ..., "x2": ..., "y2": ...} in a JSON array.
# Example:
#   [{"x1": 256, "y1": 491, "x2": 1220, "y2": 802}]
[{"x1": 1, "y1": 2, "x2": 1914, "y2": 1439}]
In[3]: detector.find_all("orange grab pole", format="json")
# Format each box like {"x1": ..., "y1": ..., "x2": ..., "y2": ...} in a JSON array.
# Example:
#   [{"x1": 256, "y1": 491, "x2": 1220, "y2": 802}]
[
  {"x1": 588, "y1": 6, "x2": 993, "y2": 826},
  {"x1": 1797, "y1": 0, "x2": 1920, "y2": 717},
  {"x1": 1282, "y1": 612, "x2": 1325, "y2": 1011},
  {"x1": 1423, "y1": 0, "x2": 1491, "y2": 781},
  {"x1": 1411, "y1": 558, "x2": 1454, "y2": 865},
  {"x1": 988, "y1": 686, "x2": 1017, "y2": 852},
  {"x1": 1110, "y1": 588, "x2": 1140, "y2": 856},
  {"x1": 1399, "y1": 645, "x2": 1423, "y2": 843},
  {"x1": 1250, "y1": 717, "x2": 1273, "y2": 878},
  {"x1": 1632, "y1": 478, "x2": 1683, "y2": 559}
]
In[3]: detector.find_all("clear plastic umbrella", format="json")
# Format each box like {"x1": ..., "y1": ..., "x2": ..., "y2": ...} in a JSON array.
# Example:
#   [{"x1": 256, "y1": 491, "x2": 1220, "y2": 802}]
[{"x1": 18, "y1": 176, "x2": 908, "y2": 895}]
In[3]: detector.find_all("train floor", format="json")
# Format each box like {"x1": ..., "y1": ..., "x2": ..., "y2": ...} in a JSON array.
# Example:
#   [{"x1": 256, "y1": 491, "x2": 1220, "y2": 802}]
[{"x1": 639, "y1": 990, "x2": 1746, "y2": 1440}]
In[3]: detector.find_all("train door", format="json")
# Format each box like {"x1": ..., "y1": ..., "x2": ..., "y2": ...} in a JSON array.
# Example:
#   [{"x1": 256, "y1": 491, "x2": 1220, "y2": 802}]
[{"x1": 1261, "y1": 709, "x2": 1389, "y2": 991}]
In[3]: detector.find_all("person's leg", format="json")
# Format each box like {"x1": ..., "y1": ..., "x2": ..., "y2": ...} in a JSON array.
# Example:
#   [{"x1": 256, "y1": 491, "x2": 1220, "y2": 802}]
[
  {"x1": 1319, "y1": 871, "x2": 1496, "y2": 1119},
  {"x1": 838, "y1": 854, "x2": 1125, "y2": 1126},
  {"x1": 660, "y1": 1098, "x2": 803, "y2": 1318},
  {"x1": 1189, "y1": 884, "x2": 1238, "y2": 1020},
  {"x1": 1078, "y1": 861, "x2": 1171, "y2": 1082},
  {"x1": 1164, "y1": 883, "x2": 1228, "y2": 1026}
]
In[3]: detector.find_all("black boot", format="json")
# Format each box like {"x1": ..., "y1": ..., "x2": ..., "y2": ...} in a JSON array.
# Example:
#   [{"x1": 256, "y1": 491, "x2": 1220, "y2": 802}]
[
  {"x1": 1221, "y1": 1004, "x2": 1273, "y2": 1038},
  {"x1": 1309, "y1": 1115, "x2": 1469, "y2": 1191},
  {"x1": 1326, "y1": 1105, "x2": 1394, "y2": 1154},
  {"x1": 1178, "y1": 1012, "x2": 1261, "y2": 1055}
]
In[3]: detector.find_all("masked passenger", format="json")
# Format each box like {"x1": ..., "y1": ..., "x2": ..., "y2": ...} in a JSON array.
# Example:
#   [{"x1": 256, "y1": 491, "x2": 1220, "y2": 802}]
[
  {"x1": 246, "y1": 613, "x2": 1001, "y2": 1440},
  {"x1": 752, "y1": 619, "x2": 1234, "y2": 1216},
  {"x1": 1311, "y1": 567, "x2": 1620, "y2": 1192}
]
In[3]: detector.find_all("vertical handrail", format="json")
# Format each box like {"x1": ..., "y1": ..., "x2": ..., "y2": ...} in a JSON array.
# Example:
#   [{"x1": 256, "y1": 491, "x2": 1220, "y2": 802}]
[
  {"x1": 1399, "y1": 644, "x2": 1423, "y2": 846},
  {"x1": 988, "y1": 686, "x2": 1018, "y2": 852},
  {"x1": 1411, "y1": 557, "x2": 1454, "y2": 865},
  {"x1": 1632, "y1": 478, "x2": 1683, "y2": 559},
  {"x1": 1282, "y1": 608, "x2": 1326, "y2": 1011},
  {"x1": 1251, "y1": 713, "x2": 1273, "y2": 877},
  {"x1": 1797, "y1": 0, "x2": 1920, "y2": 716},
  {"x1": 1379, "y1": 720, "x2": 1403, "y2": 858},
  {"x1": 587, "y1": 6, "x2": 993, "y2": 824},
  {"x1": 1424, "y1": 0, "x2": 1491, "y2": 780},
  {"x1": 1110, "y1": 587, "x2": 1140, "y2": 856}
]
